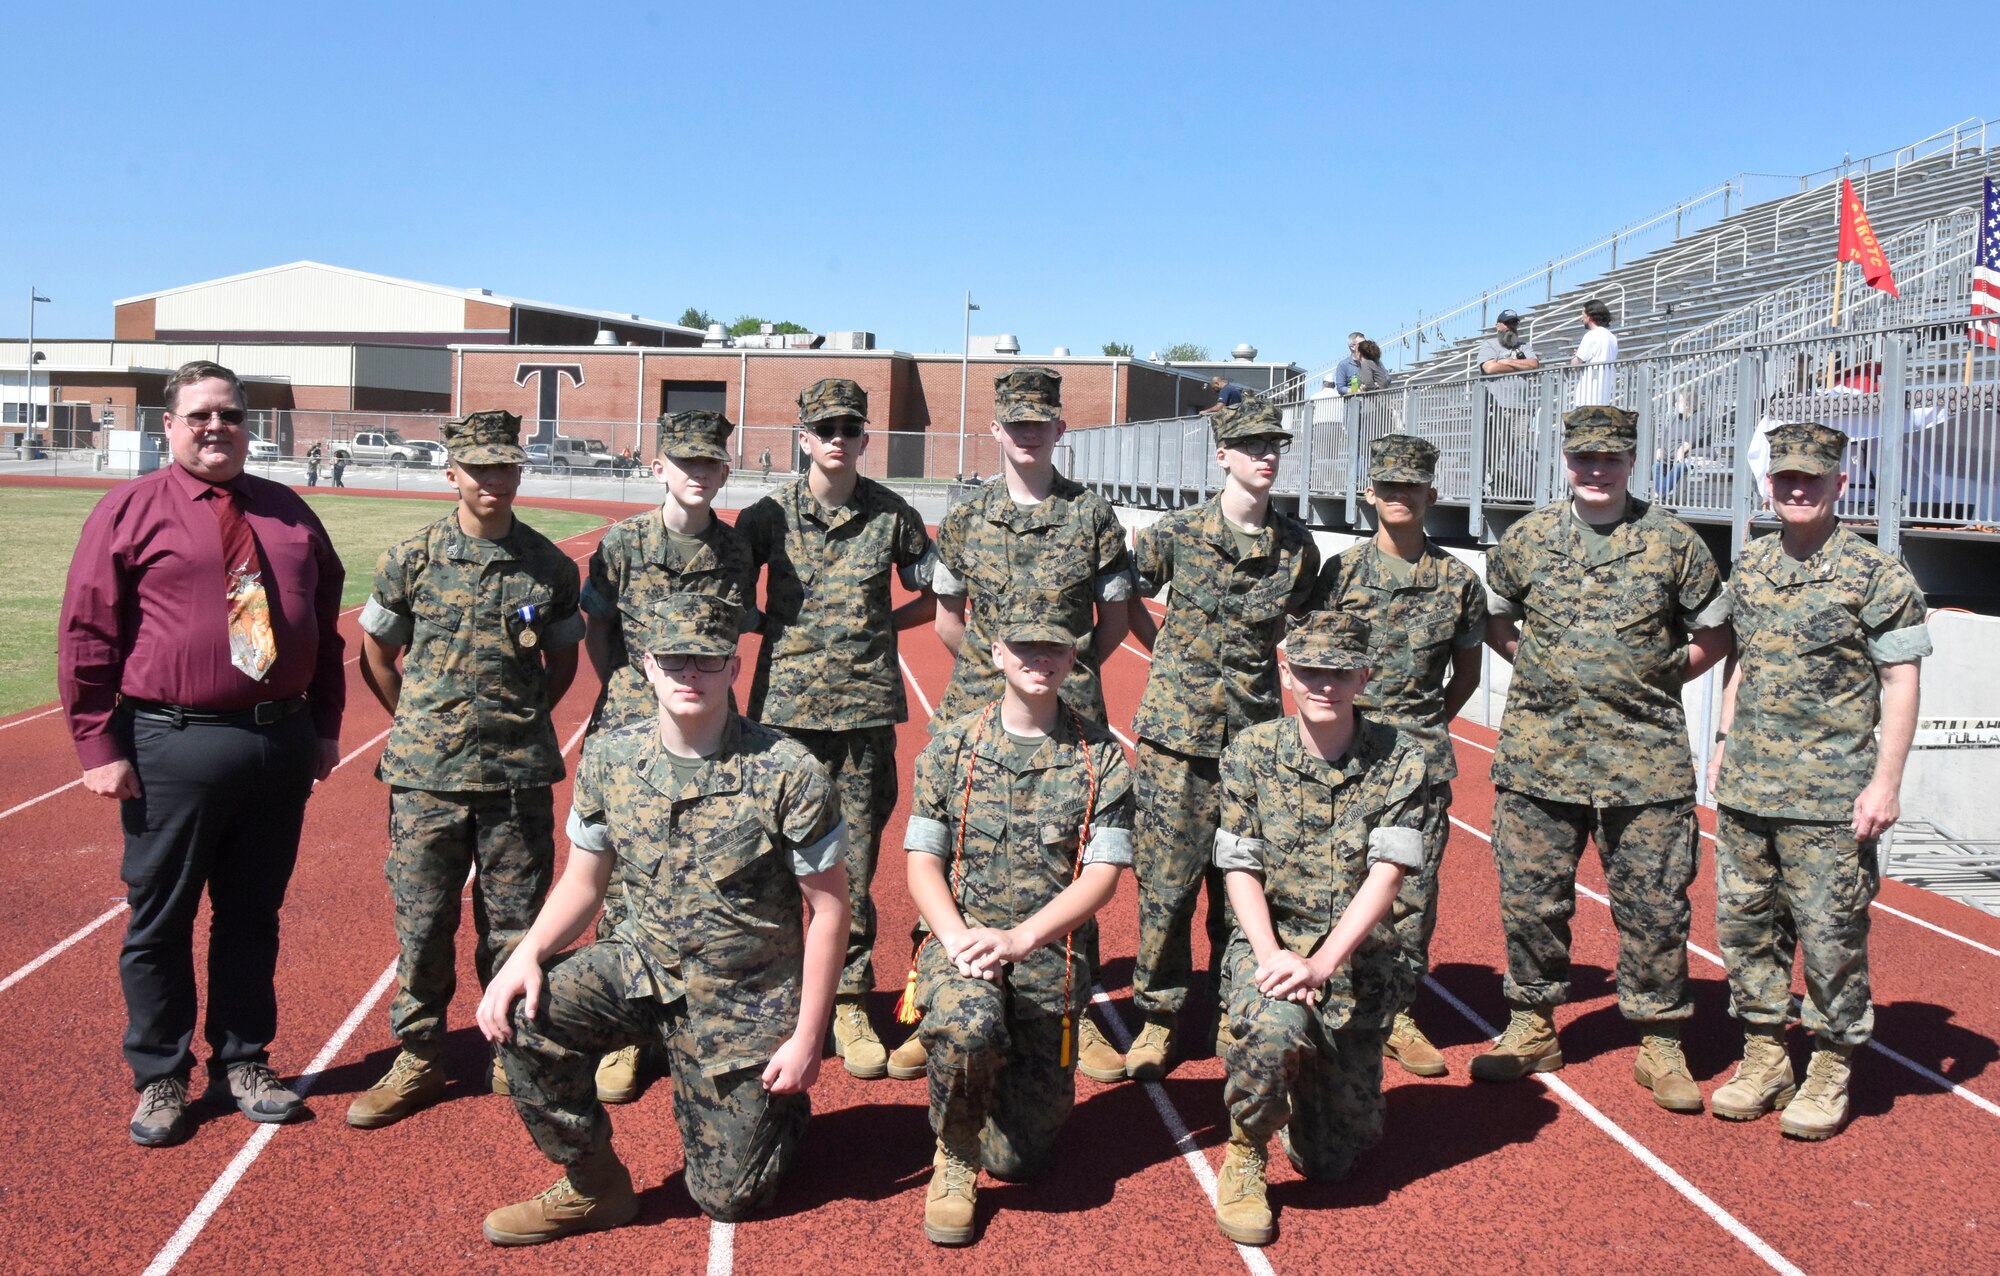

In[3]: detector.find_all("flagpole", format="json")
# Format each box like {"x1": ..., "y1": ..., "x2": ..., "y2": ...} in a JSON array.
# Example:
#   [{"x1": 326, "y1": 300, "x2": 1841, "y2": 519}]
[{"x1": 1825, "y1": 263, "x2": 1846, "y2": 390}]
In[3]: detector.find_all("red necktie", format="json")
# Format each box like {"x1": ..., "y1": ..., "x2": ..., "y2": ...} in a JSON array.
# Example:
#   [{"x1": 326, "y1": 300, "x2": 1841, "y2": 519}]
[{"x1": 209, "y1": 487, "x2": 277, "y2": 682}]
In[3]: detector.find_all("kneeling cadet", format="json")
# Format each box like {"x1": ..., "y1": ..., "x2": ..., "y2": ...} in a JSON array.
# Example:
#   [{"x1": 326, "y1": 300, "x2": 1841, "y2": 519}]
[
  {"x1": 901, "y1": 590, "x2": 1134, "y2": 1245},
  {"x1": 1214, "y1": 610, "x2": 1431, "y2": 1245},
  {"x1": 475, "y1": 592, "x2": 848, "y2": 1245}
]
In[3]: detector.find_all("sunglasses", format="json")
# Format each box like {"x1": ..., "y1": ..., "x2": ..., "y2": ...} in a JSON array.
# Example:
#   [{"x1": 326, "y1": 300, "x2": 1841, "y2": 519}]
[
  {"x1": 176, "y1": 409, "x2": 247, "y2": 426},
  {"x1": 809, "y1": 420, "x2": 865, "y2": 440},
  {"x1": 650, "y1": 653, "x2": 729, "y2": 673}
]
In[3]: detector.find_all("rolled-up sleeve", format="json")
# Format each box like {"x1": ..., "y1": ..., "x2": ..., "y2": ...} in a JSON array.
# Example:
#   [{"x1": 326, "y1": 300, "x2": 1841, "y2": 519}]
[
  {"x1": 792, "y1": 818, "x2": 848, "y2": 876},
  {"x1": 1082, "y1": 824, "x2": 1132, "y2": 866},
  {"x1": 358, "y1": 596, "x2": 413, "y2": 645},
  {"x1": 565, "y1": 806, "x2": 611, "y2": 853},
  {"x1": 905, "y1": 815, "x2": 951, "y2": 857},
  {"x1": 1868, "y1": 623, "x2": 1931, "y2": 665},
  {"x1": 1213, "y1": 828, "x2": 1267, "y2": 872},
  {"x1": 1366, "y1": 826, "x2": 1424, "y2": 870}
]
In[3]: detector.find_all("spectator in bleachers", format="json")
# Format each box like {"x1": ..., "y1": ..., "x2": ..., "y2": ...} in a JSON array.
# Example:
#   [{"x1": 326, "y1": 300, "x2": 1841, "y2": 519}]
[
  {"x1": 1201, "y1": 375, "x2": 1251, "y2": 417},
  {"x1": 1354, "y1": 340, "x2": 1391, "y2": 392},
  {"x1": 1570, "y1": 299, "x2": 1619, "y2": 405},
  {"x1": 1478, "y1": 310, "x2": 1540, "y2": 474},
  {"x1": 1478, "y1": 310, "x2": 1540, "y2": 379},
  {"x1": 1332, "y1": 332, "x2": 1366, "y2": 395}
]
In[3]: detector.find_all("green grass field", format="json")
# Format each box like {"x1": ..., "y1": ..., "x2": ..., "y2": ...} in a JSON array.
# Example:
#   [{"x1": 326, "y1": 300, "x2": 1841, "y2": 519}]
[{"x1": 0, "y1": 487, "x2": 604, "y2": 717}]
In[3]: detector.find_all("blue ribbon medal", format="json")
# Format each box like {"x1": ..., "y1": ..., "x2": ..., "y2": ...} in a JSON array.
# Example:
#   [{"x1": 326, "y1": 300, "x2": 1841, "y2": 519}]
[{"x1": 513, "y1": 602, "x2": 541, "y2": 649}]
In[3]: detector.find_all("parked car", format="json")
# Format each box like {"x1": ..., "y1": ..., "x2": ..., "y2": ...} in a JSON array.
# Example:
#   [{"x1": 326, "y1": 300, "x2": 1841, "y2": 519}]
[
  {"x1": 548, "y1": 437, "x2": 620, "y2": 471},
  {"x1": 524, "y1": 443, "x2": 554, "y2": 472},
  {"x1": 247, "y1": 435, "x2": 279, "y2": 461},
  {"x1": 405, "y1": 440, "x2": 448, "y2": 466},
  {"x1": 335, "y1": 430, "x2": 431, "y2": 466}
]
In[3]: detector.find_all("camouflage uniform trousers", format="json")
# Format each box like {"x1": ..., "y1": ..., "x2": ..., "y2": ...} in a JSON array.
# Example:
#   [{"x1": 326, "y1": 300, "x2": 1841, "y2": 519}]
[
  {"x1": 1492, "y1": 789, "x2": 1699, "y2": 1021},
  {"x1": 1392, "y1": 781, "x2": 1456, "y2": 1012},
  {"x1": 497, "y1": 940, "x2": 808, "y2": 1222},
  {"x1": 915, "y1": 931, "x2": 1085, "y2": 1181},
  {"x1": 785, "y1": 725, "x2": 898, "y2": 997},
  {"x1": 1132, "y1": 740, "x2": 1229, "y2": 1017},
  {"x1": 386, "y1": 786, "x2": 555, "y2": 1047},
  {"x1": 1220, "y1": 937, "x2": 1388, "y2": 1181},
  {"x1": 1715, "y1": 807, "x2": 1879, "y2": 1047}
]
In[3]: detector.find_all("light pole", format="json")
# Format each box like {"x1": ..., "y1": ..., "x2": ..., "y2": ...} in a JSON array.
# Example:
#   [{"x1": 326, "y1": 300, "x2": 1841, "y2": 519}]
[
  {"x1": 25, "y1": 288, "x2": 50, "y2": 443},
  {"x1": 957, "y1": 290, "x2": 979, "y2": 480}
]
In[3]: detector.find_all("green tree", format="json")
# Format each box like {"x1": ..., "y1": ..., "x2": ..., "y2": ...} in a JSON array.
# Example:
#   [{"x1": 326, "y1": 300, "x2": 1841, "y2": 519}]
[
  {"x1": 728, "y1": 315, "x2": 812, "y2": 337},
  {"x1": 1162, "y1": 342, "x2": 1210, "y2": 362},
  {"x1": 1102, "y1": 341, "x2": 1135, "y2": 357},
  {"x1": 678, "y1": 307, "x2": 714, "y2": 329}
]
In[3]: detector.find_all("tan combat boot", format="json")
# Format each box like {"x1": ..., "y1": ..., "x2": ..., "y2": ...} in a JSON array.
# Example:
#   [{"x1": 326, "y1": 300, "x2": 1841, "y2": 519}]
[
  {"x1": 1384, "y1": 1010, "x2": 1448, "y2": 1077},
  {"x1": 596, "y1": 1045, "x2": 643, "y2": 1105},
  {"x1": 831, "y1": 996, "x2": 889, "y2": 1079},
  {"x1": 922, "y1": 1140, "x2": 980, "y2": 1245},
  {"x1": 1076, "y1": 1014, "x2": 1126, "y2": 1083},
  {"x1": 482, "y1": 1152, "x2": 638, "y2": 1246},
  {"x1": 1214, "y1": 1124, "x2": 1274, "y2": 1246},
  {"x1": 1779, "y1": 1042, "x2": 1853, "y2": 1141},
  {"x1": 1634, "y1": 1023, "x2": 1704, "y2": 1113},
  {"x1": 1710, "y1": 1027, "x2": 1796, "y2": 1122},
  {"x1": 1124, "y1": 1015, "x2": 1175, "y2": 1082},
  {"x1": 346, "y1": 1048, "x2": 446, "y2": 1129},
  {"x1": 1469, "y1": 1006, "x2": 1562, "y2": 1082},
  {"x1": 887, "y1": 1034, "x2": 928, "y2": 1081}
]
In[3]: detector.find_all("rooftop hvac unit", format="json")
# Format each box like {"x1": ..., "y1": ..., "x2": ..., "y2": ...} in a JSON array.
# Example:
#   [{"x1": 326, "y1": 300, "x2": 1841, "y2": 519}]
[
  {"x1": 593, "y1": 330, "x2": 619, "y2": 345},
  {"x1": 824, "y1": 331, "x2": 876, "y2": 351},
  {"x1": 1232, "y1": 343, "x2": 1258, "y2": 361}
]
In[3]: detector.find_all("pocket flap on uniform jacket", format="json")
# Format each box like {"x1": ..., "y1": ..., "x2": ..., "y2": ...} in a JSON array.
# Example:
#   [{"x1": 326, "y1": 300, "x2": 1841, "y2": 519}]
[
  {"x1": 412, "y1": 588, "x2": 465, "y2": 631},
  {"x1": 1039, "y1": 800, "x2": 1088, "y2": 848},
  {"x1": 1173, "y1": 580, "x2": 1220, "y2": 615},
  {"x1": 704, "y1": 819, "x2": 771, "y2": 881},
  {"x1": 1796, "y1": 605, "x2": 1858, "y2": 652}
]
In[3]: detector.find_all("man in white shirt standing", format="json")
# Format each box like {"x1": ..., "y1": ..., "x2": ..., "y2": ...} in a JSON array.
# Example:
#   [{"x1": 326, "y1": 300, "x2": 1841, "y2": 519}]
[{"x1": 1570, "y1": 299, "x2": 1619, "y2": 407}]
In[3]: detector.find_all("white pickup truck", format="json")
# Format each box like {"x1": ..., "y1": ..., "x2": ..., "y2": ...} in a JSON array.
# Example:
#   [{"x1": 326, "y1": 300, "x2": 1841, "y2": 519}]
[{"x1": 335, "y1": 430, "x2": 433, "y2": 466}]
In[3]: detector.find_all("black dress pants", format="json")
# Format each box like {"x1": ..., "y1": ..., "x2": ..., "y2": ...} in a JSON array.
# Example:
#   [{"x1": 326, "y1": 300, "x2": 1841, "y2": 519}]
[{"x1": 117, "y1": 710, "x2": 317, "y2": 1088}]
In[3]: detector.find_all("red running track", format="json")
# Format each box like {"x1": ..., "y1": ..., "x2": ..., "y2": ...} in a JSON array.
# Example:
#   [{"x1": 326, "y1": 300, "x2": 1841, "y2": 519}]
[{"x1": 0, "y1": 493, "x2": 1996, "y2": 1275}]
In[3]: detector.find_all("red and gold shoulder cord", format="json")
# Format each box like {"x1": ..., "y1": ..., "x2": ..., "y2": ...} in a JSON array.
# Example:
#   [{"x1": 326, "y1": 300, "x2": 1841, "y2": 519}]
[{"x1": 894, "y1": 702, "x2": 1099, "y2": 1067}]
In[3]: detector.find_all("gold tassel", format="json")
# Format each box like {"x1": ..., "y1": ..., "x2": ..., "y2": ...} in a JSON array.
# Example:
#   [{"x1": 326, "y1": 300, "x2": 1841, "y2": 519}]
[
  {"x1": 894, "y1": 965, "x2": 922, "y2": 1025},
  {"x1": 1059, "y1": 1014, "x2": 1074, "y2": 1069}
]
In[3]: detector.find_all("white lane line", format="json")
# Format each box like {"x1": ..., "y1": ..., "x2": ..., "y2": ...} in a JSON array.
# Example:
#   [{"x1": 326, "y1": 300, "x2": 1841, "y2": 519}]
[
  {"x1": 705, "y1": 1220, "x2": 735, "y2": 1276},
  {"x1": 0, "y1": 778, "x2": 82, "y2": 822},
  {"x1": 1449, "y1": 731, "x2": 1494, "y2": 754},
  {"x1": 562, "y1": 721, "x2": 589, "y2": 756},
  {"x1": 142, "y1": 959, "x2": 399, "y2": 1276},
  {"x1": 1872, "y1": 902, "x2": 2000, "y2": 959},
  {"x1": 1120, "y1": 641, "x2": 1154, "y2": 663},
  {"x1": 0, "y1": 706, "x2": 63, "y2": 732},
  {"x1": 1448, "y1": 813, "x2": 2000, "y2": 1121},
  {"x1": 1422, "y1": 974, "x2": 1804, "y2": 1276},
  {"x1": 897, "y1": 655, "x2": 935, "y2": 721},
  {"x1": 332, "y1": 727, "x2": 392, "y2": 771},
  {"x1": 1091, "y1": 989, "x2": 1276, "y2": 1276},
  {"x1": 0, "y1": 901, "x2": 127, "y2": 994}
]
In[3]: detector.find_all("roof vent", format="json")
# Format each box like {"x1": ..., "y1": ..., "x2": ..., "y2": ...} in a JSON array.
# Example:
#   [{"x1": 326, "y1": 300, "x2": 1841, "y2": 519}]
[
  {"x1": 1232, "y1": 343, "x2": 1258, "y2": 361},
  {"x1": 760, "y1": 322, "x2": 775, "y2": 336},
  {"x1": 593, "y1": 330, "x2": 619, "y2": 345},
  {"x1": 1052, "y1": 346, "x2": 1071, "y2": 357},
  {"x1": 994, "y1": 334, "x2": 1020, "y2": 355}
]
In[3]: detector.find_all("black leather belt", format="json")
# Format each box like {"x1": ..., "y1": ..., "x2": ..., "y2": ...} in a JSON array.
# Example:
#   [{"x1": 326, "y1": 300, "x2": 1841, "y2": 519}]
[{"x1": 124, "y1": 697, "x2": 308, "y2": 728}]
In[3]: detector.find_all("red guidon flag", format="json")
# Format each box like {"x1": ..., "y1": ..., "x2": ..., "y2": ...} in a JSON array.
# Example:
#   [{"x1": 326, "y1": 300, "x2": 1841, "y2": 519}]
[{"x1": 1837, "y1": 176, "x2": 1899, "y2": 297}]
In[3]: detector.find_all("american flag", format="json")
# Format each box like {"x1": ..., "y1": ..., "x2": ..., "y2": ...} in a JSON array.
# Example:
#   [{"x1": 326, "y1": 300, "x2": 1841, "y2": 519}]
[{"x1": 1975, "y1": 176, "x2": 2000, "y2": 350}]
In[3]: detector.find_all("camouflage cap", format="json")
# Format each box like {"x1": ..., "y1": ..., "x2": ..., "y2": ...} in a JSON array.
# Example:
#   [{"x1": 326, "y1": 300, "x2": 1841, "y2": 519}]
[
  {"x1": 989, "y1": 588, "x2": 1087, "y2": 649},
  {"x1": 798, "y1": 377, "x2": 868, "y2": 425},
  {"x1": 443, "y1": 410, "x2": 528, "y2": 466},
  {"x1": 995, "y1": 366, "x2": 1063, "y2": 423},
  {"x1": 1562, "y1": 404, "x2": 1638, "y2": 454},
  {"x1": 1369, "y1": 432, "x2": 1439, "y2": 483},
  {"x1": 1280, "y1": 610, "x2": 1372, "y2": 670},
  {"x1": 656, "y1": 409, "x2": 735, "y2": 462},
  {"x1": 1212, "y1": 399, "x2": 1291, "y2": 444},
  {"x1": 648, "y1": 592, "x2": 738, "y2": 658},
  {"x1": 1766, "y1": 421, "x2": 1848, "y2": 476}
]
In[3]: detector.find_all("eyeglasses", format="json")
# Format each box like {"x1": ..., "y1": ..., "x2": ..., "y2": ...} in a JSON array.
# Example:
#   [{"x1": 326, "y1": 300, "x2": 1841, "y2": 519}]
[
  {"x1": 1230, "y1": 435, "x2": 1291, "y2": 457},
  {"x1": 175, "y1": 409, "x2": 247, "y2": 426},
  {"x1": 650, "y1": 653, "x2": 729, "y2": 673},
  {"x1": 809, "y1": 420, "x2": 865, "y2": 440}
]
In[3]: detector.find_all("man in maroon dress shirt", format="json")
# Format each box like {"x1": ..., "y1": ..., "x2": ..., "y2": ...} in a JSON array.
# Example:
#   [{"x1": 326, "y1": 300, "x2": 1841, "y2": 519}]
[{"x1": 59, "y1": 361, "x2": 347, "y2": 1147}]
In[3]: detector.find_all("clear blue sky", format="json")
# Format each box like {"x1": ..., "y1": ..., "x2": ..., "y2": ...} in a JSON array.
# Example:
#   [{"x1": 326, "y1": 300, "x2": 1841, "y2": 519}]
[{"x1": 7, "y1": 1, "x2": 1991, "y2": 375}]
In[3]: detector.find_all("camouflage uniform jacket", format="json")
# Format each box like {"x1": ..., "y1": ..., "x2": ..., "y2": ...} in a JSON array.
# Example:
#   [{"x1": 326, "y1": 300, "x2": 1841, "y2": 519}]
[
  {"x1": 1130, "y1": 497, "x2": 1320, "y2": 758},
  {"x1": 1310, "y1": 540, "x2": 1487, "y2": 781},
  {"x1": 1213, "y1": 716, "x2": 1429, "y2": 1030},
  {"x1": 567, "y1": 714, "x2": 844, "y2": 1077},
  {"x1": 582, "y1": 508, "x2": 753, "y2": 733},
  {"x1": 931, "y1": 475, "x2": 1133, "y2": 725},
  {"x1": 907, "y1": 705, "x2": 1134, "y2": 992},
  {"x1": 361, "y1": 513, "x2": 584, "y2": 791},
  {"x1": 738, "y1": 475, "x2": 937, "y2": 730},
  {"x1": 1486, "y1": 499, "x2": 1728, "y2": 806},
  {"x1": 1715, "y1": 526, "x2": 1930, "y2": 821}
]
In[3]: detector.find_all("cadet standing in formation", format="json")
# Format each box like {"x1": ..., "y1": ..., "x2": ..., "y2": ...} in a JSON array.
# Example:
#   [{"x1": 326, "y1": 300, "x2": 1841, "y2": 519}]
[
  {"x1": 348, "y1": 410, "x2": 584, "y2": 1127},
  {"x1": 580, "y1": 408, "x2": 755, "y2": 1100},
  {"x1": 903, "y1": 590, "x2": 1134, "y2": 1245},
  {"x1": 894, "y1": 365, "x2": 1134, "y2": 1082},
  {"x1": 739, "y1": 378, "x2": 937, "y2": 1079},
  {"x1": 1706, "y1": 422, "x2": 1929, "y2": 1139},
  {"x1": 1475, "y1": 405, "x2": 1732, "y2": 1109},
  {"x1": 1309, "y1": 434, "x2": 1485, "y2": 1076},
  {"x1": 477, "y1": 591, "x2": 847, "y2": 1245},
  {"x1": 1212, "y1": 610, "x2": 1429, "y2": 1245},
  {"x1": 1122, "y1": 399, "x2": 1320, "y2": 1080}
]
